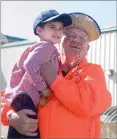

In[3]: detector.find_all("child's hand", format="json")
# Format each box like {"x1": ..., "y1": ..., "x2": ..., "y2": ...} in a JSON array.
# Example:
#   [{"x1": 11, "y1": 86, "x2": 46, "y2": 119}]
[
  {"x1": 41, "y1": 88, "x2": 50, "y2": 96},
  {"x1": 39, "y1": 95, "x2": 48, "y2": 108}
]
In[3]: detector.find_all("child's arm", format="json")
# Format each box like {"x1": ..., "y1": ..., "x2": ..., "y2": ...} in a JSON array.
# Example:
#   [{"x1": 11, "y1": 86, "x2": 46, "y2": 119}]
[{"x1": 24, "y1": 42, "x2": 58, "y2": 92}]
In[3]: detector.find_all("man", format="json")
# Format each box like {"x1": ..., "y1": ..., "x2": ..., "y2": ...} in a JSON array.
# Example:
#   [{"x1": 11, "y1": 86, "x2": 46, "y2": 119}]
[{"x1": 1, "y1": 12, "x2": 111, "y2": 138}]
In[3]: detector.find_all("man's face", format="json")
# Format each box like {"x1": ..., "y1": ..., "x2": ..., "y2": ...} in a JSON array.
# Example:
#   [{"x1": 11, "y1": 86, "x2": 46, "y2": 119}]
[{"x1": 60, "y1": 28, "x2": 89, "y2": 67}]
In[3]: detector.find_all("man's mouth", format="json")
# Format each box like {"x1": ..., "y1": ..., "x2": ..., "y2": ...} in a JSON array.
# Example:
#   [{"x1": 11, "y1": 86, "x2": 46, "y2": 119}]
[{"x1": 69, "y1": 45, "x2": 82, "y2": 51}]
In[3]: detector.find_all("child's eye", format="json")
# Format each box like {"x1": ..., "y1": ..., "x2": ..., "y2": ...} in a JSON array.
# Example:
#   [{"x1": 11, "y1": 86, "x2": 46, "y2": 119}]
[
  {"x1": 50, "y1": 26, "x2": 55, "y2": 29},
  {"x1": 59, "y1": 28, "x2": 63, "y2": 31}
]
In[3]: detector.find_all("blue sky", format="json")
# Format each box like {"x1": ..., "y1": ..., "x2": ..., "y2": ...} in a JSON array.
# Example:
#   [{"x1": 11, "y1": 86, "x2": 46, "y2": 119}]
[{"x1": 1, "y1": 1, "x2": 116, "y2": 40}]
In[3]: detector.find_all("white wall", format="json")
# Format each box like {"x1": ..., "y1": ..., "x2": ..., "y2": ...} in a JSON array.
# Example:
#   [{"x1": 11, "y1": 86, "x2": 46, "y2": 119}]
[
  {"x1": 1, "y1": 43, "x2": 35, "y2": 90},
  {"x1": 87, "y1": 31, "x2": 117, "y2": 106}
]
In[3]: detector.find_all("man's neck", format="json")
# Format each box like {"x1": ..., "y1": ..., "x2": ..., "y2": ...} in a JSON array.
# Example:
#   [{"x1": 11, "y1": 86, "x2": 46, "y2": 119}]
[
  {"x1": 62, "y1": 70, "x2": 68, "y2": 76},
  {"x1": 61, "y1": 64, "x2": 72, "y2": 73}
]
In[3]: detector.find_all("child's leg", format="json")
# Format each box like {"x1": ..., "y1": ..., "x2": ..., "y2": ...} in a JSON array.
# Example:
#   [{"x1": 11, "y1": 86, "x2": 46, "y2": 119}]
[{"x1": 7, "y1": 93, "x2": 40, "y2": 139}]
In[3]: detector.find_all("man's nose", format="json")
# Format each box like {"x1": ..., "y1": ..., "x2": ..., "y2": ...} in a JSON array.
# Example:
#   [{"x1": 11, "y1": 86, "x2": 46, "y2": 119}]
[
  {"x1": 73, "y1": 37, "x2": 80, "y2": 42},
  {"x1": 71, "y1": 40, "x2": 79, "y2": 47}
]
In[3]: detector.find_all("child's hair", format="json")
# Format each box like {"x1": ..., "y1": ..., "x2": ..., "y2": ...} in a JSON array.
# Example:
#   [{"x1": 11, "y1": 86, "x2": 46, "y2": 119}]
[
  {"x1": 36, "y1": 23, "x2": 46, "y2": 36},
  {"x1": 39, "y1": 23, "x2": 46, "y2": 29}
]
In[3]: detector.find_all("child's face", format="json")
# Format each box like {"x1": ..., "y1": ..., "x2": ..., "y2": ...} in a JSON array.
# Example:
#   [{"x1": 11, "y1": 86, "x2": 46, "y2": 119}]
[{"x1": 39, "y1": 21, "x2": 64, "y2": 44}]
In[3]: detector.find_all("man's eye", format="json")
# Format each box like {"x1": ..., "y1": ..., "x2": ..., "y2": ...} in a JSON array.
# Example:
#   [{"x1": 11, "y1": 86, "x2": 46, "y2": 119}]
[
  {"x1": 80, "y1": 37, "x2": 86, "y2": 42},
  {"x1": 68, "y1": 35, "x2": 76, "y2": 38}
]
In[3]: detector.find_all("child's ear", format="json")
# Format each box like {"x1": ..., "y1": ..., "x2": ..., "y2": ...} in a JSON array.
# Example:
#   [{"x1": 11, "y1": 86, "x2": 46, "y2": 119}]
[{"x1": 36, "y1": 26, "x2": 42, "y2": 36}]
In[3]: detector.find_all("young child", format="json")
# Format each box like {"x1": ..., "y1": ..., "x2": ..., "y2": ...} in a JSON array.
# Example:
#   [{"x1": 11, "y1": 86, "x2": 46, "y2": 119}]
[{"x1": 5, "y1": 9, "x2": 72, "y2": 139}]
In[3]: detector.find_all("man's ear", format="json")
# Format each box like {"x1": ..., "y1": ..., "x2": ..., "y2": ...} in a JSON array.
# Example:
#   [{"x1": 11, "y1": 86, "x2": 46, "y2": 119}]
[
  {"x1": 36, "y1": 26, "x2": 42, "y2": 36},
  {"x1": 87, "y1": 44, "x2": 90, "y2": 51}
]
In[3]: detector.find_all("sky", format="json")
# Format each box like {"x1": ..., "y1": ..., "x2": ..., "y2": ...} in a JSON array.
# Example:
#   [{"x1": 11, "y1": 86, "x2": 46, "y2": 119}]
[{"x1": 1, "y1": 1, "x2": 117, "y2": 41}]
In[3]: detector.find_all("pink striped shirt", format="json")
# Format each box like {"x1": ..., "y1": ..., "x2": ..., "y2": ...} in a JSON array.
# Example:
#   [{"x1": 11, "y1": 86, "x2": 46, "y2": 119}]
[{"x1": 5, "y1": 41, "x2": 59, "y2": 107}]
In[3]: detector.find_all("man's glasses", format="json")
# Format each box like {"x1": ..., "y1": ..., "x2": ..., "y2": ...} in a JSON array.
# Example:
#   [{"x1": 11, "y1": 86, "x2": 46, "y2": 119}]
[{"x1": 63, "y1": 30, "x2": 87, "y2": 44}]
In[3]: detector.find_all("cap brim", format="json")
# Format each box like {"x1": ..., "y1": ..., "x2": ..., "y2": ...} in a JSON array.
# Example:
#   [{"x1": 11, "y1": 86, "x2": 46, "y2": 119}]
[{"x1": 42, "y1": 13, "x2": 72, "y2": 27}]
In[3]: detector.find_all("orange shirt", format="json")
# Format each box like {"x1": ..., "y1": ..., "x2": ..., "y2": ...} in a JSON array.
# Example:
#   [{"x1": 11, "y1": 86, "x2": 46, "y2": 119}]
[
  {"x1": 1, "y1": 90, "x2": 13, "y2": 125},
  {"x1": 1, "y1": 60, "x2": 112, "y2": 138},
  {"x1": 38, "y1": 60, "x2": 112, "y2": 138}
]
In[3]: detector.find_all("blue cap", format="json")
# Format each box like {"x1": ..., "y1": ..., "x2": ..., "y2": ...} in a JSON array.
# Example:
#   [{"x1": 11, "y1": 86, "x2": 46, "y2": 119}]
[{"x1": 33, "y1": 9, "x2": 72, "y2": 35}]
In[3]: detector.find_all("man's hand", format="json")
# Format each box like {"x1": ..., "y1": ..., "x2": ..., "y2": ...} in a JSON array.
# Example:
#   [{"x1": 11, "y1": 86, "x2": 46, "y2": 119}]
[
  {"x1": 8, "y1": 109, "x2": 38, "y2": 136},
  {"x1": 40, "y1": 53, "x2": 58, "y2": 86}
]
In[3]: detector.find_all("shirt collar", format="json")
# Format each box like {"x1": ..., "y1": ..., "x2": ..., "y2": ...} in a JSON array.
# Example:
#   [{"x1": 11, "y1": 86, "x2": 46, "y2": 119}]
[{"x1": 59, "y1": 58, "x2": 88, "y2": 77}]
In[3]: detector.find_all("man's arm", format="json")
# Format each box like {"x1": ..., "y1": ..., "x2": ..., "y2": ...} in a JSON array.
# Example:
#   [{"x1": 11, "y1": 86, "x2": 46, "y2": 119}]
[
  {"x1": 1, "y1": 103, "x2": 13, "y2": 126},
  {"x1": 1, "y1": 103, "x2": 38, "y2": 136},
  {"x1": 50, "y1": 65, "x2": 112, "y2": 116},
  {"x1": 41, "y1": 61, "x2": 112, "y2": 116}
]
